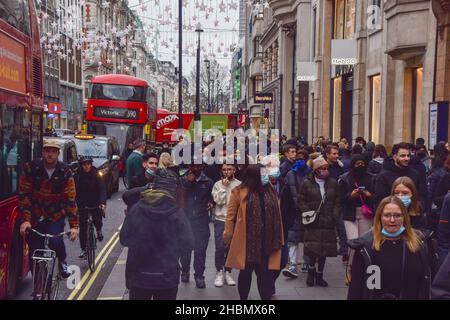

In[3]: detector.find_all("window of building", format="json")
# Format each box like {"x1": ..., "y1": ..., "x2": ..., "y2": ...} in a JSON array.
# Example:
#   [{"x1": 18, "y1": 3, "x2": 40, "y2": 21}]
[
  {"x1": 334, "y1": 0, "x2": 356, "y2": 39},
  {"x1": 313, "y1": 6, "x2": 317, "y2": 57},
  {"x1": 252, "y1": 76, "x2": 263, "y2": 97},
  {"x1": 369, "y1": 74, "x2": 381, "y2": 142},
  {"x1": 253, "y1": 36, "x2": 263, "y2": 59}
]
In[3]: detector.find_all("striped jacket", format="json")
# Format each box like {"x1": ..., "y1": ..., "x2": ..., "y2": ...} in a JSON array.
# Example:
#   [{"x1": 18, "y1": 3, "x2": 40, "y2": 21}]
[{"x1": 18, "y1": 159, "x2": 78, "y2": 229}]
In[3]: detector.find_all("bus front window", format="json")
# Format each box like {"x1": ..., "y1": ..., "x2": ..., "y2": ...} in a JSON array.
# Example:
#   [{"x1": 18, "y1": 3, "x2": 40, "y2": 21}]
[{"x1": 91, "y1": 84, "x2": 146, "y2": 102}]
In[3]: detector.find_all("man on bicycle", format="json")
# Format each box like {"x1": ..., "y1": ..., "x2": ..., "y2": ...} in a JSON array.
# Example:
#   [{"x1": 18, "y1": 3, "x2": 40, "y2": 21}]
[
  {"x1": 18, "y1": 141, "x2": 79, "y2": 278},
  {"x1": 74, "y1": 156, "x2": 107, "y2": 259}
]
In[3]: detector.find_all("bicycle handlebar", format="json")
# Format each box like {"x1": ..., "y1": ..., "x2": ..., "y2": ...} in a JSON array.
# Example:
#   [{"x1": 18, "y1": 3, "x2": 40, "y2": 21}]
[
  {"x1": 27, "y1": 228, "x2": 70, "y2": 239},
  {"x1": 79, "y1": 207, "x2": 100, "y2": 211}
]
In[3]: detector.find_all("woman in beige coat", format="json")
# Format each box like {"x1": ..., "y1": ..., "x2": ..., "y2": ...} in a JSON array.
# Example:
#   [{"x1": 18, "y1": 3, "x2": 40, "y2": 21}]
[{"x1": 223, "y1": 164, "x2": 284, "y2": 300}]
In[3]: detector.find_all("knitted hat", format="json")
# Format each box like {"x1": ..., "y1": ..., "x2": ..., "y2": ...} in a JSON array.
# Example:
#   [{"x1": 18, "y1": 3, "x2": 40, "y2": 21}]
[{"x1": 312, "y1": 157, "x2": 329, "y2": 171}]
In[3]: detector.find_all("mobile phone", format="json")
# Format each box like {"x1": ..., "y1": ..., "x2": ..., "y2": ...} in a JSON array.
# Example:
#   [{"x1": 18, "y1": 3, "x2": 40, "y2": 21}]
[{"x1": 358, "y1": 186, "x2": 366, "y2": 191}]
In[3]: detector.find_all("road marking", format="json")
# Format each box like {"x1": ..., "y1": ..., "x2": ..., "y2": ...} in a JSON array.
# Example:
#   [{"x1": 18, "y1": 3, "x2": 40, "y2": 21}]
[
  {"x1": 67, "y1": 224, "x2": 122, "y2": 300},
  {"x1": 77, "y1": 236, "x2": 120, "y2": 300},
  {"x1": 116, "y1": 260, "x2": 126, "y2": 265},
  {"x1": 97, "y1": 296, "x2": 123, "y2": 300}
]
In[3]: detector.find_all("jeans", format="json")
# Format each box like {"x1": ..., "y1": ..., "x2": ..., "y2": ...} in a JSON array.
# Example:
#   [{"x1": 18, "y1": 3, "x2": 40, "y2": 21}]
[
  {"x1": 180, "y1": 219, "x2": 210, "y2": 279},
  {"x1": 79, "y1": 207, "x2": 103, "y2": 251},
  {"x1": 213, "y1": 221, "x2": 231, "y2": 272},
  {"x1": 238, "y1": 259, "x2": 273, "y2": 300},
  {"x1": 26, "y1": 218, "x2": 67, "y2": 263},
  {"x1": 129, "y1": 286, "x2": 178, "y2": 300},
  {"x1": 344, "y1": 207, "x2": 373, "y2": 266}
]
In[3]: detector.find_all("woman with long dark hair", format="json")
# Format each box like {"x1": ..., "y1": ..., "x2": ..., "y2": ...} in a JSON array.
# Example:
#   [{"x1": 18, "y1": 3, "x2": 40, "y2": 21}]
[{"x1": 223, "y1": 164, "x2": 284, "y2": 300}]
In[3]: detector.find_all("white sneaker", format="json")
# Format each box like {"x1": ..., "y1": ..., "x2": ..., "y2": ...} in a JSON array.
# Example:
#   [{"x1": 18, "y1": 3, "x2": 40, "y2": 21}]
[
  {"x1": 214, "y1": 271, "x2": 224, "y2": 287},
  {"x1": 224, "y1": 271, "x2": 236, "y2": 286}
]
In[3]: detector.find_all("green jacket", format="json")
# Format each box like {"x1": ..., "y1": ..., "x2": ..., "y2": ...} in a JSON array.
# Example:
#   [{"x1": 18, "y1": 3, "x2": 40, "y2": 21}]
[
  {"x1": 298, "y1": 173, "x2": 340, "y2": 257},
  {"x1": 126, "y1": 151, "x2": 144, "y2": 188}
]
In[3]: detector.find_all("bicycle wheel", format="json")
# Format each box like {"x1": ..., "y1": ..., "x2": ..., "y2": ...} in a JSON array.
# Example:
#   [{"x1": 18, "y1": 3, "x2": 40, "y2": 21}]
[
  {"x1": 87, "y1": 224, "x2": 96, "y2": 272},
  {"x1": 48, "y1": 274, "x2": 61, "y2": 300},
  {"x1": 32, "y1": 260, "x2": 49, "y2": 300}
]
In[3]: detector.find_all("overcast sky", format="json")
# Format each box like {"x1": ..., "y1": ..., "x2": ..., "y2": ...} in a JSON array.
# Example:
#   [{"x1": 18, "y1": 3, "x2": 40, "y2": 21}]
[{"x1": 128, "y1": 0, "x2": 240, "y2": 76}]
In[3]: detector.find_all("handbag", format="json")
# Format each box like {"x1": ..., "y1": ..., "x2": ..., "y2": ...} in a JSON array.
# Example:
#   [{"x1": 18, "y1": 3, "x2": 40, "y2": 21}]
[
  {"x1": 355, "y1": 182, "x2": 373, "y2": 218},
  {"x1": 302, "y1": 194, "x2": 326, "y2": 225}
]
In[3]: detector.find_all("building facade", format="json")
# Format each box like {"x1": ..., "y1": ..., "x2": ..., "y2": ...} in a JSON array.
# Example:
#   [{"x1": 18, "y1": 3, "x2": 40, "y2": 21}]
[{"x1": 240, "y1": 0, "x2": 449, "y2": 149}]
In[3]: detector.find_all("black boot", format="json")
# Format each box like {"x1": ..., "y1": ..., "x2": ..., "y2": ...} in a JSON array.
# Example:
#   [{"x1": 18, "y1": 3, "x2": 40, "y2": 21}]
[
  {"x1": 306, "y1": 267, "x2": 315, "y2": 287},
  {"x1": 315, "y1": 272, "x2": 328, "y2": 287}
]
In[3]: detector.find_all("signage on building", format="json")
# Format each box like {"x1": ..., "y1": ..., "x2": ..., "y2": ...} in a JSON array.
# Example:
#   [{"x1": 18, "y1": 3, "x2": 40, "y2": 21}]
[
  {"x1": 0, "y1": 31, "x2": 26, "y2": 94},
  {"x1": 254, "y1": 93, "x2": 273, "y2": 104},
  {"x1": 297, "y1": 62, "x2": 317, "y2": 81},
  {"x1": 48, "y1": 103, "x2": 62, "y2": 114},
  {"x1": 331, "y1": 39, "x2": 358, "y2": 65},
  {"x1": 429, "y1": 102, "x2": 449, "y2": 148},
  {"x1": 94, "y1": 107, "x2": 139, "y2": 120},
  {"x1": 60, "y1": 111, "x2": 68, "y2": 119}
]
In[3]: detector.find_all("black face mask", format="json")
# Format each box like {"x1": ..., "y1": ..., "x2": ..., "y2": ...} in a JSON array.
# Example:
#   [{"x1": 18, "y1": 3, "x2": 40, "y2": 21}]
[
  {"x1": 352, "y1": 166, "x2": 366, "y2": 177},
  {"x1": 417, "y1": 151, "x2": 427, "y2": 159}
]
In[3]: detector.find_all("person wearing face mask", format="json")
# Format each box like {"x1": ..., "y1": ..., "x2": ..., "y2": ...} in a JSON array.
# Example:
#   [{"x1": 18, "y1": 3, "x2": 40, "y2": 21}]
[
  {"x1": 223, "y1": 164, "x2": 283, "y2": 300},
  {"x1": 374, "y1": 143, "x2": 427, "y2": 210},
  {"x1": 348, "y1": 196, "x2": 432, "y2": 300},
  {"x1": 298, "y1": 157, "x2": 340, "y2": 287},
  {"x1": 280, "y1": 152, "x2": 312, "y2": 278},
  {"x1": 338, "y1": 155, "x2": 374, "y2": 284},
  {"x1": 391, "y1": 176, "x2": 426, "y2": 230},
  {"x1": 179, "y1": 163, "x2": 214, "y2": 289},
  {"x1": 122, "y1": 153, "x2": 160, "y2": 211}
]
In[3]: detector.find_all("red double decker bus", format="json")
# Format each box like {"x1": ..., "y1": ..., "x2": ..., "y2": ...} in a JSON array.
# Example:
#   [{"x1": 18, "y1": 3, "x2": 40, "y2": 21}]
[
  {"x1": 0, "y1": 0, "x2": 44, "y2": 299},
  {"x1": 86, "y1": 74, "x2": 157, "y2": 152}
]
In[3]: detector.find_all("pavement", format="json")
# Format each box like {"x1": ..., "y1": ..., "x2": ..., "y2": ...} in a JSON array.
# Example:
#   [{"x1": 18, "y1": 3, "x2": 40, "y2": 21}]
[{"x1": 98, "y1": 230, "x2": 349, "y2": 300}]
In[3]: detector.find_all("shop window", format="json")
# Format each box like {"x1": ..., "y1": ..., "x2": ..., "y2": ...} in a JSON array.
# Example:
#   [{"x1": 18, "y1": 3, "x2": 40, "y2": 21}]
[{"x1": 369, "y1": 75, "x2": 381, "y2": 143}]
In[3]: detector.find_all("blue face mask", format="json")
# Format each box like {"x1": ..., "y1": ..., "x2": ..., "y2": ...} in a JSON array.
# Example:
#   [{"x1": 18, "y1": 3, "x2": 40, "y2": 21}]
[
  {"x1": 381, "y1": 226, "x2": 406, "y2": 238},
  {"x1": 399, "y1": 195, "x2": 412, "y2": 208},
  {"x1": 268, "y1": 168, "x2": 280, "y2": 179},
  {"x1": 146, "y1": 168, "x2": 156, "y2": 177},
  {"x1": 261, "y1": 174, "x2": 270, "y2": 186}
]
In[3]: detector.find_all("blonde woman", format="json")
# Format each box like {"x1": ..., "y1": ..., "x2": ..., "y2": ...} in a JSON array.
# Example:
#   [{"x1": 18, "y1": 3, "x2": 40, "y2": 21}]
[
  {"x1": 348, "y1": 196, "x2": 432, "y2": 300},
  {"x1": 391, "y1": 176, "x2": 426, "y2": 230},
  {"x1": 158, "y1": 152, "x2": 174, "y2": 169}
]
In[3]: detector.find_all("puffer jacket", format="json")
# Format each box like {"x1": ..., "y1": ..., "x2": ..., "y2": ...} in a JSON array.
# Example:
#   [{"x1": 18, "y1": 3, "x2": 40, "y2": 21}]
[
  {"x1": 120, "y1": 189, "x2": 194, "y2": 290},
  {"x1": 298, "y1": 173, "x2": 340, "y2": 257}
]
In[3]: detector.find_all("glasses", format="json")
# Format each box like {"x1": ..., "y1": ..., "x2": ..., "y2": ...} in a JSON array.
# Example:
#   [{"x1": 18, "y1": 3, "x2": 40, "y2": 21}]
[{"x1": 382, "y1": 213, "x2": 403, "y2": 220}]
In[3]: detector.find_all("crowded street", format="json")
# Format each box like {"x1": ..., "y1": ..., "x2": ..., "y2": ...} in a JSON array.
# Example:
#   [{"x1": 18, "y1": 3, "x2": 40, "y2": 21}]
[{"x1": 1, "y1": 0, "x2": 450, "y2": 306}]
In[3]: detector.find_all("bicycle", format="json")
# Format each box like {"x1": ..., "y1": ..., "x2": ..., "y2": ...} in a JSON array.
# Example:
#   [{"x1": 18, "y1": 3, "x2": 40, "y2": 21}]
[
  {"x1": 80, "y1": 207, "x2": 100, "y2": 271},
  {"x1": 28, "y1": 228, "x2": 70, "y2": 300}
]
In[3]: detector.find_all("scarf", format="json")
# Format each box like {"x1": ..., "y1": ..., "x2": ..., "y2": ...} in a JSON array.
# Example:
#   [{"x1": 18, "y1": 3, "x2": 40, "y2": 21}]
[{"x1": 246, "y1": 185, "x2": 283, "y2": 264}]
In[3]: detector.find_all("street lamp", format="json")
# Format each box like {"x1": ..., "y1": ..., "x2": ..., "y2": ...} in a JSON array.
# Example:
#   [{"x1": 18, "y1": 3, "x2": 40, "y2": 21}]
[
  {"x1": 178, "y1": 0, "x2": 183, "y2": 129},
  {"x1": 195, "y1": 28, "x2": 204, "y2": 121},
  {"x1": 204, "y1": 59, "x2": 210, "y2": 113}
]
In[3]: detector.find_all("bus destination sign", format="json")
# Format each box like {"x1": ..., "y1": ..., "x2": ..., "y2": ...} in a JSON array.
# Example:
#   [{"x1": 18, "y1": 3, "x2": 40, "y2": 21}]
[{"x1": 94, "y1": 106, "x2": 139, "y2": 120}]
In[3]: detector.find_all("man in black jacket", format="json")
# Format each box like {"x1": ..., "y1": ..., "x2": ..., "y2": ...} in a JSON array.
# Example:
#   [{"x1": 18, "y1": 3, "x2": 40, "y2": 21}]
[
  {"x1": 374, "y1": 143, "x2": 427, "y2": 209},
  {"x1": 74, "y1": 156, "x2": 107, "y2": 259},
  {"x1": 179, "y1": 164, "x2": 214, "y2": 289},
  {"x1": 120, "y1": 169, "x2": 194, "y2": 300}
]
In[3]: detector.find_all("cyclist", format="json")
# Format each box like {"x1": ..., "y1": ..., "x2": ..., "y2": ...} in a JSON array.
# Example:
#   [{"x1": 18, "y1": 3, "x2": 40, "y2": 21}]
[
  {"x1": 18, "y1": 141, "x2": 79, "y2": 278},
  {"x1": 74, "y1": 156, "x2": 107, "y2": 259}
]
